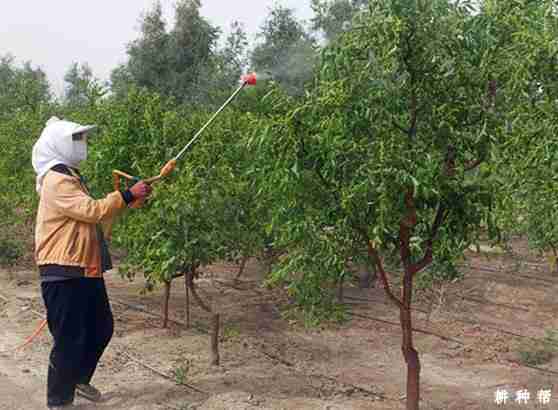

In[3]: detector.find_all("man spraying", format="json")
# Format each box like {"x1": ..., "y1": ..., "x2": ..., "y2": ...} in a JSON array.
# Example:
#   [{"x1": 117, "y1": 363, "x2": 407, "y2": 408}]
[{"x1": 32, "y1": 117, "x2": 152, "y2": 409}]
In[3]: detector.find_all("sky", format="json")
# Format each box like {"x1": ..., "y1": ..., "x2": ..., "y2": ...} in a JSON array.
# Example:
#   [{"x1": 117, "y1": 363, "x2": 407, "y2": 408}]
[{"x1": 1, "y1": 1, "x2": 314, "y2": 96}]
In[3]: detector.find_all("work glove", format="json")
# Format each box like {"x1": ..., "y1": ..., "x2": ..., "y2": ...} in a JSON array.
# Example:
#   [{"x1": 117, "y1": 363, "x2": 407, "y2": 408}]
[{"x1": 130, "y1": 181, "x2": 152, "y2": 198}]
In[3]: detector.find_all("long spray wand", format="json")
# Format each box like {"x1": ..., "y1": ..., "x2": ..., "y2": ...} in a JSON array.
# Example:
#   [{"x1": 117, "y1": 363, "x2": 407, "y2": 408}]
[{"x1": 112, "y1": 72, "x2": 259, "y2": 207}]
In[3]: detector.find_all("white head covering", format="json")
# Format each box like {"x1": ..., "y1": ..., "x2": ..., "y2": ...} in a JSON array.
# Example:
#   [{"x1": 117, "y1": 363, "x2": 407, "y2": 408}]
[{"x1": 31, "y1": 116, "x2": 97, "y2": 193}]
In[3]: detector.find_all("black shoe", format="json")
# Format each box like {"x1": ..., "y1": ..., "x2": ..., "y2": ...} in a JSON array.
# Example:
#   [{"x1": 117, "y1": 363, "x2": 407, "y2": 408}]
[{"x1": 76, "y1": 383, "x2": 102, "y2": 402}]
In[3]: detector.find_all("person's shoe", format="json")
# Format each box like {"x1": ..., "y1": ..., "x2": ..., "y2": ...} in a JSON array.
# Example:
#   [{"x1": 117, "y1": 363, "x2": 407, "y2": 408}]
[
  {"x1": 47, "y1": 403, "x2": 74, "y2": 409},
  {"x1": 76, "y1": 383, "x2": 102, "y2": 402}
]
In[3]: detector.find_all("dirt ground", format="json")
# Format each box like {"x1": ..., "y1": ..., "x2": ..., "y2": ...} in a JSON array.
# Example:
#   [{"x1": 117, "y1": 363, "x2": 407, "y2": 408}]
[{"x1": 1, "y1": 238, "x2": 557, "y2": 410}]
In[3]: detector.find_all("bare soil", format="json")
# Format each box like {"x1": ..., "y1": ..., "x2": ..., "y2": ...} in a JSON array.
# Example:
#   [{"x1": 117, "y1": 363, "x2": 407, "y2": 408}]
[{"x1": 0, "y1": 238, "x2": 557, "y2": 410}]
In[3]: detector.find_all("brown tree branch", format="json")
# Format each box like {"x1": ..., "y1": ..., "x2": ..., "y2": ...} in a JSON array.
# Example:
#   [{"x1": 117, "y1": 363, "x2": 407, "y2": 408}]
[
  {"x1": 187, "y1": 266, "x2": 220, "y2": 366},
  {"x1": 187, "y1": 267, "x2": 211, "y2": 313},
  {"x1": 464, "y1": 159, "x2": 482, "y2": 172},
  {"x1": 409, "y1": 204, "x2": 448, "y2": 276},
  {"x1": 407, "y1": 143, "x2": 454, "y2": 276},
  {"x1": 409, "y1": 143, "x2": 455, "y2": 276},
  {"x1": 487, "y1": 79, "x2": 497, "y2": 111},
  {"x1": 409, "y1": 93, "x2": 418, "y2": 139},
  {"x1": 367, "y1": 240, "x2": 404, "y2": 309}
]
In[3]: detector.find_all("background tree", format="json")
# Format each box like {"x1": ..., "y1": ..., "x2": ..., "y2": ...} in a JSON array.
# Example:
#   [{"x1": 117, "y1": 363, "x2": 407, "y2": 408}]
[
  {"x1": 0, "y1": 55, "x2": 54, "y2": 265},
  {"x1": 205, "y1": 21, "x2": 250, "y2": 103},
  {"x1": 0, "y1": 55, "x2": 51, "y2": 118},
  {"x1": 219, "y1": 21, "x2": 249, "y2": 82},
  {"x1": 111, "y1": 0, "x2": 220, "y2": 104},
  {"x1": 63, "y1": 62, "x2": 107, "y2": 107},
  {"x1": 169, "y1": 0, "x2": 220, "y2": 103},
  {"x1": 311, "y1": 0, "x2": 368, "y2": 42},
  {"x1": 491, "y1": 0, "x2": 558, "y2": 272},
  {"x1": 251, "y1": 5, "x2": 317, "y2": 96},
  {"x1": 112, "y1": 1, "x2": 170, "y2": 97}
]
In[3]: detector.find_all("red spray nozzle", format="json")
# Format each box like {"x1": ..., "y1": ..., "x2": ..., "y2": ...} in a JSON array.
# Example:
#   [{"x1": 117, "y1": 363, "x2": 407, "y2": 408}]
[{"x1": 241, "y1": 73, "x2": 257, "y2": 85}]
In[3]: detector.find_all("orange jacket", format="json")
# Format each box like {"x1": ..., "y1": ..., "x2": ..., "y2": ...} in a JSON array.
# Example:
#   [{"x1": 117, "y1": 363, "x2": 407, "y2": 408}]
[{"x1": 35, "y1": 167, "x2": 126, "y2": 278}]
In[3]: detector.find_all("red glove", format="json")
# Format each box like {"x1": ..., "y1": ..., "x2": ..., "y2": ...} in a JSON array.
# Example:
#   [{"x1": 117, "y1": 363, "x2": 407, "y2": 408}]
[{"x1": 129, "y1": 181, "x2": 152, "y2": 200}]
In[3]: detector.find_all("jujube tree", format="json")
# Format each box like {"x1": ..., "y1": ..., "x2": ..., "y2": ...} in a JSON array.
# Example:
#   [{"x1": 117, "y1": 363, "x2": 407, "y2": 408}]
[{"x1": 250, "y1": 0, "x2": 529, "y2": 408}]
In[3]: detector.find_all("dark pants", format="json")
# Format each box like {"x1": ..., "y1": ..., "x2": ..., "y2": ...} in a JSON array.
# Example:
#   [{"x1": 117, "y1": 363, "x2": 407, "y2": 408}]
[{"x1": 41, "y1": 278, "x2": 114, "y2": 407}]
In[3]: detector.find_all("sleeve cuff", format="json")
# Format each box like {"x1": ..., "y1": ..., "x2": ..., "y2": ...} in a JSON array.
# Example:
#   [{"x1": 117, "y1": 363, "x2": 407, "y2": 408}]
[{"x1": 120, "y1": 189, "x2": 134, "y2": 205}]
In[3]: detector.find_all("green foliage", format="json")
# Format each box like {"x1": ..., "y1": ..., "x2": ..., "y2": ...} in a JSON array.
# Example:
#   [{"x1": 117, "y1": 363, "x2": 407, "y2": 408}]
[
  {"x1": 488, "y1": 0, "x2": 558, "y2": 259},
  {"x1": 518, "y1": 329, "x2": 558, "y2": 366},
  {"x1": 221, "y1": 324, "x2": 240, "y2": 341},
  {"x1": 415, "y1": 262, "x2": 463, "y2": 291},
  {"x1": 0, "y1": 56, "x2": 54, "y2": 203},
  {"x1": 250, "y1": 0, "x2": 520, "y2": 315},
  {"x1": 0, "y1": 238, "x2": 24, "y2": 266},
  {"x1": 172, "y1": 361, "x2": 191, "y2": 385},
  {"x1": 0, "y1": 57, "x2": 56, "y2": 264},
  {"x1": 0, "y1": 57, "x2": 52, "y2": 235},
  {"x1": 519, "y1": 348, "x2": 554, "y2": 367},
  {"x1": 83, "y1": 88, "x2": 271, "y2": 290},
  {"x1": 0, "y1": 194, "x2": 25, "y2": 266},
  {"x1": 279, "y1": 298, "x2": 347, "y2": 328},
  {"x1": 266, "y1": 221, "x2": 355, "y2": 314},
  {"x1": 0, "y1": 107, "x2": 53, "y2": 213}
]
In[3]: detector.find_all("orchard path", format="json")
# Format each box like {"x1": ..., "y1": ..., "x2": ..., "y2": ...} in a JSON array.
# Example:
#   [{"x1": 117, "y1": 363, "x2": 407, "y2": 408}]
[{"x1": 1, "y1": 238, "x2": 557, "y2": 409}]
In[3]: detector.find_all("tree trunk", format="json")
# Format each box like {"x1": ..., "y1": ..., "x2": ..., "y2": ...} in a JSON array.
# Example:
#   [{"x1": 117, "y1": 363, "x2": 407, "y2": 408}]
[
  {"x1": 162, "y1": 280, "x2": 171, "y2": 329},
  {"x1": 184, "y1": 271, "x2": 190, "y2": 329},
  {"x1": 235, "y1": 254, "x2": 249, "y2": 281},
  {"x1": 358, "y1": 260, "x2": 377, "y2": 289},
  {"x1": 551, "y1": 246, "x2": 558, "y2": 276},
  {"x1": 401, "y1": 269, "x2": 420, "y2": 410},
  {"x1": 210, "y1": 313, "x2": 220, "y2": 366},
  {"x1": 366, "y1": 239, "x2": 421, "y2": 409},
  {"x1": 187, "y1": 266, "x2": 220, "y2": 366},
  {"x1": 337, "y1": 274, "x2": 345, "y2": 303}
]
